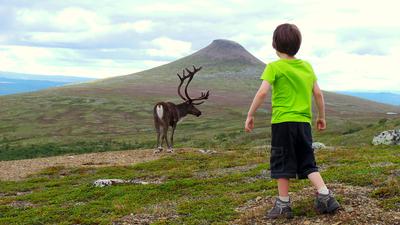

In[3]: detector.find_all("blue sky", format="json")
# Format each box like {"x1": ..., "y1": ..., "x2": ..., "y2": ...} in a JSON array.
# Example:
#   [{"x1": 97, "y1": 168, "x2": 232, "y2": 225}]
[{"x1": 0, "y1": 0, "x2": 399, "y2": 91}]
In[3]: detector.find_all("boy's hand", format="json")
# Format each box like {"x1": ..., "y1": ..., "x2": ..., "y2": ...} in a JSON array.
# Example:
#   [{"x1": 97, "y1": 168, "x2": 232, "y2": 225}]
[
  {"x1": 316, "y1": 118, "x2": 326, "y2": 131},
  {"x1": 245, "y1": 115, "x2": 254, "y2": 132}
]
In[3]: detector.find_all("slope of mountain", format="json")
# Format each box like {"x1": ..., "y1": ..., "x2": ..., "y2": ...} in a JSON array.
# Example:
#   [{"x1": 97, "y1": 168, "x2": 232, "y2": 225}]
[
  {"x1": 0, "y1": 39, "x2": 399, "y2": 160},
  {"x1": 337, "y1": 91, "x2": 400, "y2": 106}
]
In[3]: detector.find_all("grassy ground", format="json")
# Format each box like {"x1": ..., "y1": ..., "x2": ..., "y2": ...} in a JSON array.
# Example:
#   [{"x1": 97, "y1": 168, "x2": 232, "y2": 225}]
[
  {"x1": 0, "y1": 98, "x2": 398, "y2": 161},
  {"x1": 0, "y1": 145, "x2": 399, "y2": 224}
]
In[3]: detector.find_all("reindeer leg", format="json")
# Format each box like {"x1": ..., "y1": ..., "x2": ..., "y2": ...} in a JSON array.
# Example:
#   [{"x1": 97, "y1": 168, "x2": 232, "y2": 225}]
[
  {"x1": 168, "y1": 124, "x2": 176, "y2": 153},
  {"x1": 160, "y1": 126, "x2": 167, "y2": 149},
  {"x1": 154, "y1": 126, "x2": 163, "y2": 154},
  {"x1": 163, "y1": 126, "x2": 173, "y2": 153}
]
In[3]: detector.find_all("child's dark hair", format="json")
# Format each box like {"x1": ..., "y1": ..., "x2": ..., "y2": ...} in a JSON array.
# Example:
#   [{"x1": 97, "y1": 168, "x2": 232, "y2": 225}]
[{"x1": 272, "y1": 23, "x2": 302, "y2": 56}]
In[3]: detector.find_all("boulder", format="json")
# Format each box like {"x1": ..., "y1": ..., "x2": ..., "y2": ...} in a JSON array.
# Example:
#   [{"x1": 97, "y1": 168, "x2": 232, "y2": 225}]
[
  {"x1": 372, "y1": 129, "x2": 400, "y2": 145},
  {"x1": 312, "y1": 142, "x2": 326, "y2": 150}
]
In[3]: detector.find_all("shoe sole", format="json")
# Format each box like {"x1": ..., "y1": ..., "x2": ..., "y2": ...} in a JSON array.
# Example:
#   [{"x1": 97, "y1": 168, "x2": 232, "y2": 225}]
[
  {"x1": 327, "y1": 203, "x2": 340, "y2": 213},
  {"x1": 267, "y1": 212, "x2": 294, "y2": 219},
  {"x1": 315, "y1": 203, "x2": 340, "y2": 214}
]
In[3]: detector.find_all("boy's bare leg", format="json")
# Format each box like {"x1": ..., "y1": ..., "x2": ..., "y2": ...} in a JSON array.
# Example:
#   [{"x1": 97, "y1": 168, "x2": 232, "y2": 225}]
[
  {"x1": 268, "y1": 178, "x2": 293, "y2": 219},
  {"x1": 278, "y1": 178, "x2": 290, "y2": 200},
  {"x1": 308, "y1": 172, "x2": 329, "y2": 194},
  {"x1": 309, "y1": 171, "x2": 340, "y2": 213}
]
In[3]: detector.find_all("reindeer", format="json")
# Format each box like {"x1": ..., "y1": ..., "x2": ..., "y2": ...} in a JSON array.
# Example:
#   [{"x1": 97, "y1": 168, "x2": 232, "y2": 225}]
[{"x1": 153, "y1": 65, "x2": 210, "y2": 153}]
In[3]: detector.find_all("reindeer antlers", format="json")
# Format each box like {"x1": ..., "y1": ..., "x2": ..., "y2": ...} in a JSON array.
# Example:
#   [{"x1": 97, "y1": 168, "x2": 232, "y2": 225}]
[
  {"x1": 177, "y1": 69, "x2": 188, "y2": 101},
  {"x1": 176, "y1": 65, "x2": 209, "y2": 104},
  {"x1": 190, "y1": 90, "x2": 210, "y2": 105}
]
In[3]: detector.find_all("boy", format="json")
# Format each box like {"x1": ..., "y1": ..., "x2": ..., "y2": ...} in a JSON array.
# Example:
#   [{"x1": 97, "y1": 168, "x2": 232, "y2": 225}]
[{"x1": 245, "y1": 23, "x2": 340, "y2": 219}]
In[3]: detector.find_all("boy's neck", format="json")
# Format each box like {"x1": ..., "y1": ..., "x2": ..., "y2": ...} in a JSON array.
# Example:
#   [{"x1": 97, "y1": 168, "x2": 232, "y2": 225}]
[{"x1": 277, "y1": 51, "x2": 296, "y2": 60}]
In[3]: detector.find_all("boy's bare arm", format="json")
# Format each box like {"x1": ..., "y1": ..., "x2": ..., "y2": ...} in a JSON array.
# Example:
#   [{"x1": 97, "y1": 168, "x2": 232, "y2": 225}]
[
  {"x1": 312, "y1": 82, "x2": 326, "y2": 131},
  {"x1": 245, "y1": 81, "x2": 270, "y2": 132}
]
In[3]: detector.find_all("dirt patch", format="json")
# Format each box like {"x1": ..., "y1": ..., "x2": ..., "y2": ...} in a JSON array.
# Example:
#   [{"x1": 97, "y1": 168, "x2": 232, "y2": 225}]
[
  {"x1": 232, "y1": 183, "x2": 400, "y2": 225},
  {"x1": 113, "y1": 213, "x2": 178, "y2": 225},
  {"x1": 194, "y1": 164, "x2": 259, "y2": 179},
  {"x1": 8, "y1": 200, "x2": 35, "y2": 209},
  {"x1": 0, "y1": 149, "x2": 176, "y2": 181},
  {"x1": 113, "y1": 201, "x2": 179, "y2": 225}
]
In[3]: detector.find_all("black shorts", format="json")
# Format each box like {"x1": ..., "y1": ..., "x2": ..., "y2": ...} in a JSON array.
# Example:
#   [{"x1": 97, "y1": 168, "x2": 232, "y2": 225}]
[{"x1": 270, "y1": 122, "x2": 318, "y2": 179}]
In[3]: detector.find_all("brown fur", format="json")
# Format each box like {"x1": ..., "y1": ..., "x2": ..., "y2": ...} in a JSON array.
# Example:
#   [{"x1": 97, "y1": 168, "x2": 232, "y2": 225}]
[{"x1": 153, "y1": 66, "x2": 209, "y2": 152}]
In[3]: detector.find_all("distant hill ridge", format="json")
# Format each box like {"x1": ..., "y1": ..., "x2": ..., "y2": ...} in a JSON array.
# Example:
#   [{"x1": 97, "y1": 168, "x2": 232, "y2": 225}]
[
  {"x1": 0, "y1": 71, "x2": 93, "y2": 83},
  {"x1": 338, "y1": 91, "x2": 400, "y2": 106},
  {"x1": 0, "y1": 72, "x2": 93, "y2": 96}
]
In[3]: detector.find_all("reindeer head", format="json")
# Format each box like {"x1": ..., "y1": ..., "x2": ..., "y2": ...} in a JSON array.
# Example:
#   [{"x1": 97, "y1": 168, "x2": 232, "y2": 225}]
[{"x1": 177, "y1": 65, "x2": 210, "y2": 117}]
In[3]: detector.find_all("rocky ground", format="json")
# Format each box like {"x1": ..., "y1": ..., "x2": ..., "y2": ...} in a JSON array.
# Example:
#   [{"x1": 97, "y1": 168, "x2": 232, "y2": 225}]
[
  {"x1": 1, "y1": 148, "x2": 399, "y2": 224},
  {"x1": 0, "y1": 148, "x2": 211, "y2": 181},
  {"x1": 232, "y1": 183, "x2": 400, "y2": 225}
]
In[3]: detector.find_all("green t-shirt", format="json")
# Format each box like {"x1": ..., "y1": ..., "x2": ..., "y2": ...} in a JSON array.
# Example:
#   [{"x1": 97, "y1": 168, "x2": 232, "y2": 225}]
[{"x1": 260, "y1": 58, "x2": 317, "y2": 124}]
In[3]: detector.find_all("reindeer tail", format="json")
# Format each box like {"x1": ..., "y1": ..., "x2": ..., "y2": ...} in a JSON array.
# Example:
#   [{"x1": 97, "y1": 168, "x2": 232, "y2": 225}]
[{"x1": 156, "y1": 105, "x2": 163, "y2": 119}]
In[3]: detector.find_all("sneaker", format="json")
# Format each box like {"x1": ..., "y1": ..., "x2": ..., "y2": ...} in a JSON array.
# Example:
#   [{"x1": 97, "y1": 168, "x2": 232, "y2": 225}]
[
  {"x1": 315, "y1": 191, "x2": 340, "y2": 214},
  {"x1": 267, "y1": 197, "x2": 294, "y2": 219}
]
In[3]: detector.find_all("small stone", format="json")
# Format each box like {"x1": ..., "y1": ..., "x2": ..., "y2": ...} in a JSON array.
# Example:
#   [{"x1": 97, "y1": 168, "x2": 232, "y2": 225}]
[
  {"x1": 303, "y1": 220, "x2": 311, "y2": 225},
  {"x1": 255, "y1": 196, "x2": 262, "y2": 202},
  {"x1": 198, "y1": 149, "x2": 217, "y2": 154},
  {"x1": 345, "y1": 206, "x2": 354, "y2": 212},
  {"x1": 312, "y1": 142, "x2": 326, "y2": 150}
]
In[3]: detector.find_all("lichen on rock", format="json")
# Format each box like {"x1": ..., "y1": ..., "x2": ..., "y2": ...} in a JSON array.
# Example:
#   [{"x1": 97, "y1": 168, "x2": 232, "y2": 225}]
[
  {"x1": 312, "y1": 142, "x2": 326, "y2": 150},
  {"x1": 372, "y1": 129, "x2": 400, "y2": 145}
]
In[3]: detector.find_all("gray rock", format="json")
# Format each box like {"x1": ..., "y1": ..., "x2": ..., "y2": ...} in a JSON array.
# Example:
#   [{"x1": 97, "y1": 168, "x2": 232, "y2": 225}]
[
  {"x1": 93, "y1": 179, "x2": 126, "y2": 187},
  {"x1": 312, "y1": 142, "x2": 326, "y2": 150},
  {"x1": 198, "y1": 149, "x2": 217, "y2": 154},
  {"x1": 93, "y1": 179, "x2": 162, "y2": 187},
  {"x1": 372, "y1": 129, "x2": 400, "y2": 145}
]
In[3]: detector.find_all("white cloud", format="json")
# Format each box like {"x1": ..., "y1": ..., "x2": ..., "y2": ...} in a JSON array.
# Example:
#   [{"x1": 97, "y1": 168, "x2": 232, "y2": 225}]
[
  {"x1": 16, "y1": 7, "x2": 108, "y2": 32},
  {"x1": 54, "y1": 7, "x2": 108, "y2": 32},
  {"x1": 16, "y1": 8, "x2": 52, "y2": 26},
  {"x1": 15, "y1": 7, "x2": 154, "y2": 45},
  {"x1": 146, "y1": 37, "x2": 192, "y2": 57},
  {"x1": 122, "y1": 20, "x2": 155, "y2": 33},
  {"x1": 308, "y1": 51, "x2": 400, "y2": 91},
  {"x1": 0, "y1": 45, "x2": 166, "y2": 78}
]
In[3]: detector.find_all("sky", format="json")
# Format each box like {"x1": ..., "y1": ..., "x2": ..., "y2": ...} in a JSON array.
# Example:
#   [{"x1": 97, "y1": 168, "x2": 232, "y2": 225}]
[{"x1": 0, "y1": 0, "x2": 399, "y2": 91}]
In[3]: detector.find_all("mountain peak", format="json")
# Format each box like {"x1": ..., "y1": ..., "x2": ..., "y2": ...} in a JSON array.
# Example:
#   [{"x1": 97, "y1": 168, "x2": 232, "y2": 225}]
[
  {"x1": 190, "y1": 39, "x2": 265, "y2": 65},
  {"x1": 210, "y1": 39, "x2": 243, "y2": 49}
]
